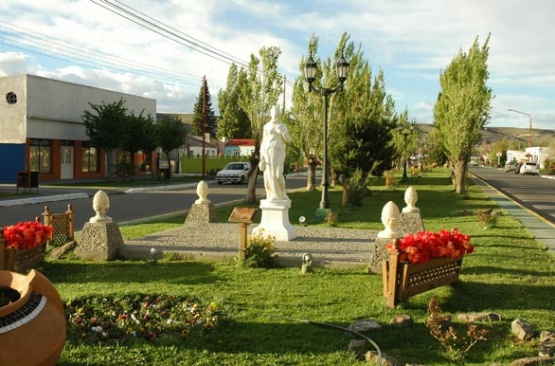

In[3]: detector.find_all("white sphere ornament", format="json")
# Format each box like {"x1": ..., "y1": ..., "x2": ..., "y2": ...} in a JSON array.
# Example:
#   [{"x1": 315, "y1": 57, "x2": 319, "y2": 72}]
[
  {"x1": 377, "y1": 201, "x2": 402, "y2": 239},
  {"x1": 402, "y1": 186, "x2": 420, "y2": 213}
]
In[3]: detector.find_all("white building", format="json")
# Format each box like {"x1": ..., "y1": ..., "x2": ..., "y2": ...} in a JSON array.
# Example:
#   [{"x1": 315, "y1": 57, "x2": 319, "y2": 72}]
[
  {"x1": 525, "y1": 147, "x2": 552, "y2": 169},
  {"x1": 0, "y1": 74, "x2": 155, "y2": 182}
]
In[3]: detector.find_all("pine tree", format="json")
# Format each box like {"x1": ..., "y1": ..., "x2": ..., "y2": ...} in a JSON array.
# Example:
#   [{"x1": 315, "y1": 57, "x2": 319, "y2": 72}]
[{"x1": 192, "y1": 78, "x2": 217, "y2": 138}]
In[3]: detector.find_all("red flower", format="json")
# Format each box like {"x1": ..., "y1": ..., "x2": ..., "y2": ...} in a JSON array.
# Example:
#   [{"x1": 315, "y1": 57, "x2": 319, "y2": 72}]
[
  {"x1": 2, "y1": 221, "x2": 53, "y2": 250},
  {"x1": 396, "y1": 228, "x2": 474, "y2": 264}
]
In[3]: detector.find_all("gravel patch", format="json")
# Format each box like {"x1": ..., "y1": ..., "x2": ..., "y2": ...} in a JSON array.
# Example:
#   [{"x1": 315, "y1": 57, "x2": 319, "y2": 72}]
[{"x1": 124, "y1": 223, "x2": 377, "y2": 268}]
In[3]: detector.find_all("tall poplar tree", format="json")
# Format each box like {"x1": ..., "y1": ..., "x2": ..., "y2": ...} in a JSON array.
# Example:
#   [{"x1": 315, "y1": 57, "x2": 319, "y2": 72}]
[
  {"x1": 434, "y1": 34, "x2": 493, "y2": 194},
  {"x1": 289, "y1": 36, "x2": 323, "y2": 191},
  {"x1": 238, "y1": 46, "x2": 283, "y2": 203},
  {"x1": 217, "y1": 63, "x2": 251, "y2": 140}
]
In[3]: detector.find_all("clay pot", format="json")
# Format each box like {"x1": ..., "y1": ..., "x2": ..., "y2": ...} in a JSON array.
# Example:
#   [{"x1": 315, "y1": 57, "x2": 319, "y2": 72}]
[{"x1": 0, "y1": 269, "x2": 66, "y2": 365}]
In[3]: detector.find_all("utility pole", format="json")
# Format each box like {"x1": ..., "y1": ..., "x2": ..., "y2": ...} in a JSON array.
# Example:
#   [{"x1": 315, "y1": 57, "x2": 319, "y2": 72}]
[{"x1": 202, "y1": 75, "x2": 207, "y2": 179}]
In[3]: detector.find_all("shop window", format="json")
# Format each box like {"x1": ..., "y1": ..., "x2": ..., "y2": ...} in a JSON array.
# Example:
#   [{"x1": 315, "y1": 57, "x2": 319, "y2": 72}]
[
  {"x1": 82, "y1": 143, "x2": 99, "y2": 172},
  {"x1": 6, "y1": 92, "x2": 17, "y2": 104},
  {"x1": 29, "y1": 139, "x2": 52, "y2": 173}
]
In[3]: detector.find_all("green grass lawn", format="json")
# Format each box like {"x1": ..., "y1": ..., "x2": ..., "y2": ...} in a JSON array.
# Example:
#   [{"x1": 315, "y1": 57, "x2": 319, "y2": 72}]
[{"x1": 36, "y1": 168, "x2": 555, "y2": 365}]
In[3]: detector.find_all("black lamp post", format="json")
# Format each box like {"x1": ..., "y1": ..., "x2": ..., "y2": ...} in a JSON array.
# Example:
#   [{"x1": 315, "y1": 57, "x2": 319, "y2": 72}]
[
  {"x1": 398, "y1": 123, "x2": 414, "y2": 183},
  {"x1": 304, "y1": 51, "x2": 349, "y2": 210}
]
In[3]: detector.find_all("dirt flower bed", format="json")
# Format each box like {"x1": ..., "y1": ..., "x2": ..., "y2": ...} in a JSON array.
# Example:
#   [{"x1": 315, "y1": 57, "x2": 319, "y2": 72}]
[{"x1": 65, "y1": 293, "x2": 219, "y2": 344}]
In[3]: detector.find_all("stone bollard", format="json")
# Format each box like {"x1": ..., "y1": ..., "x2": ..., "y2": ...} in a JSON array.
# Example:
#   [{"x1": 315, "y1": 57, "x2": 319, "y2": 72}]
[{"x1": 75, "y1": 190, "x2": 123, "y2": 261}]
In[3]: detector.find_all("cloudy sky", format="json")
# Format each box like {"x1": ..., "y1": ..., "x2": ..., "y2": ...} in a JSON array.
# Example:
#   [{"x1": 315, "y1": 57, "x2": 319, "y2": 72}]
[{"x1": 0, "y1": 0, "x2": 553, "y2": 129}]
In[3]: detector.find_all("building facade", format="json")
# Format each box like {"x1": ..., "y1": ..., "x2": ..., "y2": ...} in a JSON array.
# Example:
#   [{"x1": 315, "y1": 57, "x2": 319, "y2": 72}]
[
  {"x1": 223, "y1": 139, "x2": 255, "y2": 157},
  {"x1": 0, "y1": 74, "x2": 156, "y2": 182}
]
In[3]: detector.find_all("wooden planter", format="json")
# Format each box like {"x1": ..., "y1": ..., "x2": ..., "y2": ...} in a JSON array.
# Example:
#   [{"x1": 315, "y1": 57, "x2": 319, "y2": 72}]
[
  {"x1": 0, "y1": 238, "x2": 47, "y2": 273},
  {"x1": 382, "y1": 239, "x2": 464, "y2": 308}
]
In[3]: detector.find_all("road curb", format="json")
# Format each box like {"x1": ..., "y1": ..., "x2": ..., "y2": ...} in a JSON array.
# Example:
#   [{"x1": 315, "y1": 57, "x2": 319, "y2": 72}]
[{"x1": 0, "y1": 193, "x2": 90, "y2": 207}]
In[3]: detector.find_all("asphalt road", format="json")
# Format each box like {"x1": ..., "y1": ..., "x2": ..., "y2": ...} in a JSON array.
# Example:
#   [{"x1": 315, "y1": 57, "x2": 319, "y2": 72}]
[
  {"x1": 0, "y1": 175, "x2": 310, "y2": 229},
  {"x1": 469, "y1": 166, "x2": 555, "y2": 224}
]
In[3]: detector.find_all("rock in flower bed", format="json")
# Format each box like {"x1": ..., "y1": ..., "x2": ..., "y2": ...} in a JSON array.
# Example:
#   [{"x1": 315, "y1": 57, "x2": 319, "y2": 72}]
[{"x1": 65, "y1": 294, "x2": 218, "y2": 343}]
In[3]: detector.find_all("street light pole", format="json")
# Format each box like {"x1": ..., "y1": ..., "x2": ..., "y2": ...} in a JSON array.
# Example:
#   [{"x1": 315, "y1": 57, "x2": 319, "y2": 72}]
[
  {"x1": 304, "y1": 51, "x2": 349, "y2": 210},
  {"x1": 398, "y1": 123, "x2": 414, "y2": 183},
  {"x1": 508, "y1": 108, "x2": 532, "y2": 147}
]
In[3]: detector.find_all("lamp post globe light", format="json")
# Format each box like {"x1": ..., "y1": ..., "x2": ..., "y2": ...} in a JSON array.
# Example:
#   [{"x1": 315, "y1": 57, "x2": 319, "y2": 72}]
[
  {"x1": 398, "y1": 123, "x2": 414, "y2": 183},
  {"x1": 304, "y1": 51, "x2": 349, "y2": 210}
]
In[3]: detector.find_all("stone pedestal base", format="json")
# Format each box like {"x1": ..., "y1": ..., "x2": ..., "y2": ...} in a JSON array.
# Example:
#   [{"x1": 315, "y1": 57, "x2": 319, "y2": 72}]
[
  {"x1": 368, "y1": 237, "x2": 393, "y2": 274},
  {"x1": 75, "y1": 222, "x2": 124, "y2": 260},
  {"x1": 252, "y1": 199, "x2": 297, "y2": 241},
  {"x1": 185, "y1": 203, "x2": 215, "y2": 223},
  {"x1": 400, "y1": 211, "x2": 424, "y2": 235}
]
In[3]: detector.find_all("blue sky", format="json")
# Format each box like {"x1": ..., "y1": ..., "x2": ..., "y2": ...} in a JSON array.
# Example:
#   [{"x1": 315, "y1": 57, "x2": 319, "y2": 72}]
[{"x1": 0, "y1": 0, "x2": 553, "y2": 130}]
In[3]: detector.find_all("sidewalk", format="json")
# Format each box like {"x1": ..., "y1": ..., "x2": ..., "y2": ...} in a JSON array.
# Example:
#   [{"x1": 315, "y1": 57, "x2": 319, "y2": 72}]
[
  {"x1": 470, "y1": 176, "x2": 555, "y2": 255},
  {"x1": 0, "y1": 179, "x2": 200, "y2": 207}
]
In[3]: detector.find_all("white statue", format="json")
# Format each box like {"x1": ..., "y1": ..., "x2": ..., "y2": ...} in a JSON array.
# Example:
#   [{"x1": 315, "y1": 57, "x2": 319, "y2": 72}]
[
  {"x1": 377, "y1": 201, "x2": 402, "y2": 239},
  {"x1": 90, "y1": 190, "x2": 113, "y2": 223},
  {"x1": 259, "y1": 105, "x2": 291, "y2": 201},
  {"x1": 195, "y1": 180, "x2": 211, "y2": 204},
  {"x1": 402, "y1": 186, "x2": 420, "y2": 213}
]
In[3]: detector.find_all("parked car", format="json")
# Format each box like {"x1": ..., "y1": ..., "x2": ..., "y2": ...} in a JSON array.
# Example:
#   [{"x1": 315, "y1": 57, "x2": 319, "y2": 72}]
[
  {"x1": 519, "y1": 162, "x2": 539, "y2": 176},
  {"x1": 216, "y1": 162, "x2": 251, "y2": 184},
  {"x1": 504, "y1": 161, "x2": 518, "y2": 173}
]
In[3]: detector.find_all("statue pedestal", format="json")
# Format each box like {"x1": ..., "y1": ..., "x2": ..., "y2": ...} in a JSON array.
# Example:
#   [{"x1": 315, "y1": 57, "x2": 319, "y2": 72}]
[
  {"x1": 252, "y1": 199, "x2": 297, "y2": 241},
  {"x1": 368, "y1": 237, "x2": 392, "y2": 274},
  {"x1": 75, "y1": 222, "x2": 124, "y2": 260},
  {"x1": 185, "y1": 202, "x2": 215, "y2": 223},
  {"x1": 400, "y1": 211, "x2": 424, "y2": 235}
]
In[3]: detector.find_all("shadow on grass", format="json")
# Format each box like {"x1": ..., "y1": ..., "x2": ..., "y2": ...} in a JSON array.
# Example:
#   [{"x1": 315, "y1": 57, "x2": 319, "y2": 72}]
[
  {"x1": 59, "y1": 318, "x2": 501, "y2": 366},
  {"x1": 39, "y1": 260, "x2": 223, "y2": 286},
  {"x1": 445, "y1": 280, "x2": 555, "y2": 312},
  {"x1": 462, "y1": 265, "x2": 552, "y2": 277}
]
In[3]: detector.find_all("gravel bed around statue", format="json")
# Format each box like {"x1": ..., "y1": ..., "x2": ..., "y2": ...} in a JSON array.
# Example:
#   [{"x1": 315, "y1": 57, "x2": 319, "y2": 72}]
[{"x1": 123, "y1": 223, "x2": 377, "y2": 268}]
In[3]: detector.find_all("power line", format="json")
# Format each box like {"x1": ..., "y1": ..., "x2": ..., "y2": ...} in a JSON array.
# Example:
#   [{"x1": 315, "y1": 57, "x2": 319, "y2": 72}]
[
  {"x1": 91, "y1": 0, "x2": 250, "y2": 69},
  {"x1": 0, "y1": 20, "x2": 214, "y2": 92},
  {"x1": 91, "y1": 0, "x2": 296, "y2": 88}
]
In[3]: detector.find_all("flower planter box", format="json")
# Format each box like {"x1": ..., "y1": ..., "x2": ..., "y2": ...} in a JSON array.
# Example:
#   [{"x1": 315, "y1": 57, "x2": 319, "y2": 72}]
[
  {"x1": 0, "y1": 239, "x2": 46, "y2": 273},
  {"x1": 382, "y1": 239, "x2": 465, "y2": 308}
]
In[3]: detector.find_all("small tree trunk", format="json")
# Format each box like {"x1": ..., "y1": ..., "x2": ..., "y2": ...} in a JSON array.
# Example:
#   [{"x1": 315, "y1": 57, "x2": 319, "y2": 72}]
[
  {"x1": 306, "y1": 161, "x2": 316, "y2": 191},
  {"x1": 342, "y1": 183, "x2": 350, "y2": 207},
  {"x1": 245, "y1": 165, "x2": 259, "y2": 203},
  {"x1": 106, "y1": 149, "x2": 115, "y2": 181},
  {"x1": 245, "y1": 146, "x2": 260, "y2": 203},
  {"x1": 165, "y1": 151, "x2": 172, "y2": 179},
  {"x1": 453, "y1": 159, "x2": 467, "y2": 194}
]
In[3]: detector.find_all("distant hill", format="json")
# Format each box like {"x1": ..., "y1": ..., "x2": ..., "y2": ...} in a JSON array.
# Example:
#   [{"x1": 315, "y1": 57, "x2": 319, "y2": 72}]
[{"x1": 415, "y1": 124, "x2": 555, "y2": 148}]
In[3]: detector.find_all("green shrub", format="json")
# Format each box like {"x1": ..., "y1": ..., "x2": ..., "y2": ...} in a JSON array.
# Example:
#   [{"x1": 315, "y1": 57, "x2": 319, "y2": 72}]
[
  {"x1": 243, "y1": 231, "x2": 276, "y2": 268},
  {"x1": 345, "y1": 168, "x2": 369, "y2": 206}
]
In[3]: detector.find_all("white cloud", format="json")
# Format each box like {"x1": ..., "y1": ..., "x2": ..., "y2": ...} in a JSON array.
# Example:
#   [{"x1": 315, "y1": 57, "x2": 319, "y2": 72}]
[{"x1": 0, "y1": 0, "x2": 553, "y2": 127}]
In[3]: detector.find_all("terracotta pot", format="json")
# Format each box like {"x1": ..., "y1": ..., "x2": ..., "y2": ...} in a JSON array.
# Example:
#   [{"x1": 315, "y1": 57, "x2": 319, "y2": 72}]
[{"x1": 0, "y1": 269, "x2": 66, "y2": 365}]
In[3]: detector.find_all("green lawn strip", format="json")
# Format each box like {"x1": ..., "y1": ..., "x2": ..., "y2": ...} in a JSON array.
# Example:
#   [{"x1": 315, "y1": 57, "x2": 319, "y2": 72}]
[{"x1": 41, "y1": 167, "x2": 555, "y2": 365}]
